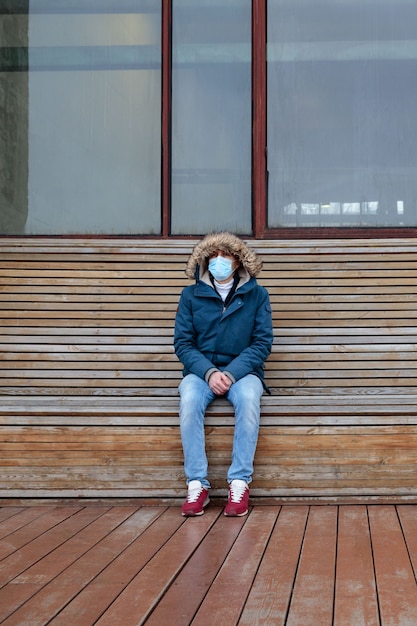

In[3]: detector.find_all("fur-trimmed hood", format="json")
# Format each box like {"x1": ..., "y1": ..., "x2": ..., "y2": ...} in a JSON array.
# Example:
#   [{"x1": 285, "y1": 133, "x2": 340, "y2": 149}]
[{"x1": 185, "y1": 232, "x2": 263, "y2": 280}]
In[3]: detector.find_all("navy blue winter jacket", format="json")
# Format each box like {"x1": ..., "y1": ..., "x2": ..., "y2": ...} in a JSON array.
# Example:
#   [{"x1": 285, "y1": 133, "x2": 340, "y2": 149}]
[{"x1": 174, "y1": 272, "x2": 273, "y2": 388}]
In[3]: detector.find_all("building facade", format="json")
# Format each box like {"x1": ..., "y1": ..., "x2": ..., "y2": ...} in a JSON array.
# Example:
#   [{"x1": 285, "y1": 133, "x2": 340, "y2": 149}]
[{"x1": 1, "y1": 0, "x2": 417, "y2": 239}]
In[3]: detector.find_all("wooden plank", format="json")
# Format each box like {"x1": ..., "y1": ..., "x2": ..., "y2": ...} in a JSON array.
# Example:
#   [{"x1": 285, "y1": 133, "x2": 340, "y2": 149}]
[
  {"x1": 262, "y1": 260, "x2": 417, "y2": 271},
  {"x1": 368, "y1": 505, "x2": 417, "y2": 625},
  {"x1": 1, "y1": 283, "x2": 415, "y2": 296},
  {"x1": 3, "y1": 407, "x2": 417, "y2": 427},
  {"x1": 0, "y1": 369, "x2": 180, "y2": 380},
  {"x1": 276, "y1": 337, "x2": 417, "y2": 347},
  {"x1": 276, "y1": 317, "x2": 417, "y2": 326},
  {"x1": 0, "y1": 357, "x2": 178, "y2": 368},
  {"x1": 0, "y1": 277, "x2": 185, "y2": 288},
  {"x1": 285, "y1": 506, "x2": 338, "y2": 626},
  {"x1": 334, "y1": 506, "x2": 379, "y2": 626},
  {"x1": 0, "y1": 337, "x2": 175, "y2": 345},
  {"x1": 6, "y1": 383, "x2": 417, "y2": 397},
  {"x1": 397, "y1": 504, "x2": 417, "y2": 580},
  {"x1": 0, "y1": 386, "x2": 180, "y2": 396},
  {"x1": 268, "y1": 377, "x2": 417, "y2": 388},
  {"x1": 0, "y1": 318, "x2": 176, "y2": 327},
  {"x1": 2, "y1": 393, "x2": 417, "y2": 415},
  {"x1": 0, "y1": 327, "x2": 175, "y2": 336},
  {"x1": 3, "y1": 424, "x2": 416, "y2": 446},
  {"x1": 0, "y1": 300, "x2": 179, "y2": 312},
  {"x1": 239, "y1": 506, "x2": 308, "y2": 625},
  {"x1": 270, "y1": 285, "x2": 417, "y2": 295},
  {"x1": 0, "y1": 311, "x2": 176, "y2": 320},
  {"x1": 0, "y1": 255, "x2": 189, "y2": 264},
  {"x1": 271, "y1": 347, "x2": 417, "y2": 358},
  {"x1": 0, "y1": 378, "x2": 180, "y2": 388},
  {"x1": 0, "y1": 261, "x2": 187, "y2": 271}
]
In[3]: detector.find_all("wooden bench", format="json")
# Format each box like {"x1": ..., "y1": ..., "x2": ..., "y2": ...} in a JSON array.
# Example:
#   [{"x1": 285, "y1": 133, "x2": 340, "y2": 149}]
[{"x1": 1, "y1": 237, "x2": 417, "y2": 501}]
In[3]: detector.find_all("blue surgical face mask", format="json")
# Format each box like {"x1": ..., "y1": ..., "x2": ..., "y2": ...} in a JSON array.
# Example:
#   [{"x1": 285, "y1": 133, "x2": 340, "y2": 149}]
[{"x1": 208, "y1": 256, "x2": 234, "y2": 281}]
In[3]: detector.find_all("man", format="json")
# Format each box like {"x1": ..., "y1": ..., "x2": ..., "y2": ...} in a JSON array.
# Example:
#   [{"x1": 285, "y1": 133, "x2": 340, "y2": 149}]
[{"x1": 174, "y1": 232, "x2": 273, "y2": 517}]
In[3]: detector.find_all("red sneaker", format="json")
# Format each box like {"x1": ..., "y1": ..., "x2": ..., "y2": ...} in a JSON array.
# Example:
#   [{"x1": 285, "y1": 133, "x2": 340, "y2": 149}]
[
  {"x1": 224, "y1": 479, "x2": 249, "y2": 517},
  {"x1": 181, "y1": 480, "x2": 210, "y2": 516}
]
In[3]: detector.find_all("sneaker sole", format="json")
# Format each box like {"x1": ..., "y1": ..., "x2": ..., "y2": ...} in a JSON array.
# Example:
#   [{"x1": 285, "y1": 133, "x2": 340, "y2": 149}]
[
  {"x1": 224, "y1": 508, "x2": 248, "y2": 517},
  {"x1": 181, "y1": 496, "x2": 210, "y2": 517}
]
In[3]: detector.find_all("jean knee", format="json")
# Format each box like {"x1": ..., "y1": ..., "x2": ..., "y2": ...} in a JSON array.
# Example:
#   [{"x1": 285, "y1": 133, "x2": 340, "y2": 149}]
[
  {"x1": 179, "y1": 375, "x2": 213, "y2": 426},
  {"x1": 179, "y1": 375, "x2": 202, "y2": 402},
  {"x1": 230, "y1": 375, "x2": 263, "y2": 405}
]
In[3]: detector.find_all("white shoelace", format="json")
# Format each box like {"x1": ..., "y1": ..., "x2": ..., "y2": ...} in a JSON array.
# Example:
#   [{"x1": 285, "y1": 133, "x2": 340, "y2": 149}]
[
  {"x1": 186, "y1": 480, "x2": 205, "y2": 502},
  {"x1": 229, "y1": 480, "x2": 247, "y2": 503}
]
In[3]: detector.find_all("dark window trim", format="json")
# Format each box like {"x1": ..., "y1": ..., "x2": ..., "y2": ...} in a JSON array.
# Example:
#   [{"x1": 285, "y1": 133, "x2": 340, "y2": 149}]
[
  {"x1": 252, "y1": 0, "x2": 267, "y2": 238},
  {"x1": 259, "y1": 227, "x2": 417, "y2": 240},
  {"x1": 161, "y1": 0, "x2": 171, "y2": 238}
]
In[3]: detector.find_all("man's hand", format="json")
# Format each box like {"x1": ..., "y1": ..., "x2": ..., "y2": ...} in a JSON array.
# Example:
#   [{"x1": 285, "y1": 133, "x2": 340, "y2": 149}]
[{"x1": 208, "y1": 371, "x2": 232, "y2": 396}]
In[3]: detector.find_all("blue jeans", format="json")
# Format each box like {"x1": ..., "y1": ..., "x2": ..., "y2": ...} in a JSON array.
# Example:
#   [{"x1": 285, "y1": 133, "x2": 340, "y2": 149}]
[{"x1": 179, "y1": 373, "x2": 264, "y2": 488}]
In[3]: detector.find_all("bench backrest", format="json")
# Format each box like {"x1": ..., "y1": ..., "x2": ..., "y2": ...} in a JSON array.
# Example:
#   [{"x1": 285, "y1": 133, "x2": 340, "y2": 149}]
[{"x1": 1, "y1": 238, "x2": 417, "y2": 398}]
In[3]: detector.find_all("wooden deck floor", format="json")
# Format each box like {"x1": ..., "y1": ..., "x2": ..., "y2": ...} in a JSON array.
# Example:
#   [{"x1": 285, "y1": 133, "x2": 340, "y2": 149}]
[{"x1": 1, "y1": 503, "x2": 417, "y2": 625}]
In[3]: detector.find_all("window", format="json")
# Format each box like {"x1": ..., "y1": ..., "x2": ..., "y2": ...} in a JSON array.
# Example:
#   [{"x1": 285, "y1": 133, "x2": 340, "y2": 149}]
[
  {"x1": 267, "y1": 0, "x2": 417, "y2": 229},
  {"x1": 171, "y1": 0, "x2": 252, "y2": 234},
  {"x1": 0, "y1": 0, "x2": 161, "y2": 235}
]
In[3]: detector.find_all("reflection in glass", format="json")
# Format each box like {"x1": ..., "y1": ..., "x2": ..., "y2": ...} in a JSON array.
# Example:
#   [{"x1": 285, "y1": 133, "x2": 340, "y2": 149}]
[
  {"x1": 0, "y1": 7, "x2": 29, "y2": 234},
  {"x1": 171, "y1": 0, "x2": 252, "y2": 235},
  {"x1": 267, "y1": 0, "x2": 417, "y2": 228},
  {"x1": 0, "y1": 1, "x2": 161, "y2": 235}
]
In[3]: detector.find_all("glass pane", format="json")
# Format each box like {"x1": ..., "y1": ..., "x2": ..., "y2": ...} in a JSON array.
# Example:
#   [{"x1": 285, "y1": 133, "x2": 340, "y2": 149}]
[
  {"x1": 171, "y1": 0, "x2": 252, "y2": 235},
  {"x1": 0, "y1": 0, "x2": 161, "y2": 235},
  {"x1": 267, "y1": 0, "x2": 417, "y2": 228}
]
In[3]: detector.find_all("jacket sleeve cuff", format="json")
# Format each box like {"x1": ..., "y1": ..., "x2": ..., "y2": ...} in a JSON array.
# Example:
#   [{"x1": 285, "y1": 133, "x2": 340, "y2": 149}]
[
  {"x1": 223, "y1": 370, "x2": 236, "y2": 383},
  {"x1": 205, "y1": 367, "x2": 219, "y2": 383}
]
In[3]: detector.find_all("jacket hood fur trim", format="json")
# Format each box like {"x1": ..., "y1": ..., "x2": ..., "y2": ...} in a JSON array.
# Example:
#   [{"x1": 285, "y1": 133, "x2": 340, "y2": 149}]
[{"x1": 185, "y1": 232, "x2": 263, "y2": 279}]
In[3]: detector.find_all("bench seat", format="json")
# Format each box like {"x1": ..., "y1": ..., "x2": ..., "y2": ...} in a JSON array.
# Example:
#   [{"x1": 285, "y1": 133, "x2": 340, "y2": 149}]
[{"x1": 2, "y1": 238, "x2": 417, "y2": 500}]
